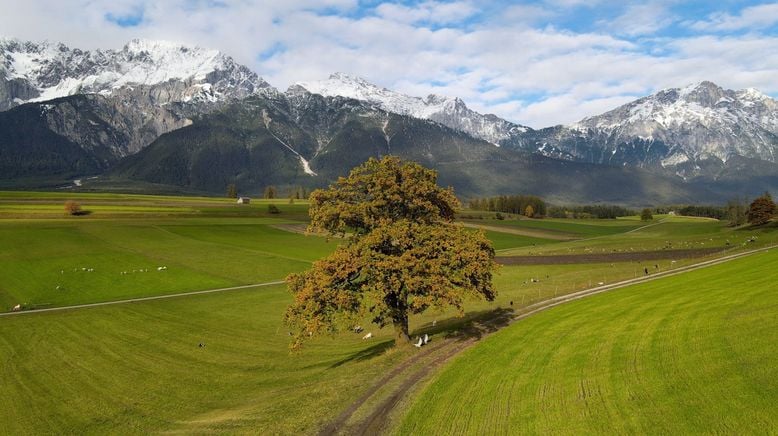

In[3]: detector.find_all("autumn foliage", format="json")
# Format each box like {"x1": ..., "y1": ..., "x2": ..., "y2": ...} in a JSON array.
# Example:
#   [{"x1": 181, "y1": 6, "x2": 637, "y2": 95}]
[
  {"x1": 284, "y1": 156, "x2": 497, "y2": 348},
  {"x1": 747, "y1": 192, "x2": 776, "y2": 225},
  {"x1": 64, "y1": 200, "x2": 82, "y2": 216}
]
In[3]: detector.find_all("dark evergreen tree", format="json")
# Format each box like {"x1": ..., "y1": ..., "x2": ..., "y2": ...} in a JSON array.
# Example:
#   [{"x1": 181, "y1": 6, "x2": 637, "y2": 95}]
[{"x1": 226, "y1": 183, "x2": 237, "y2": 198}]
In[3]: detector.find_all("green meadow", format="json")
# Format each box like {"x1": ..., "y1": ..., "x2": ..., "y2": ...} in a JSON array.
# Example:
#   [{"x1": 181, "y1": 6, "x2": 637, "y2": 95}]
[
  {"x1": 398, "y1": 248, "x2": 778, "y2": 434},
  {"x1": 0, "y1": 219, "x2": 333, "y2": 310},
  {"x1": 465, "y1": 215, "x2": 645, "y2": 238},
  {"x1": 0, "y1": 191, "x2": 776, "y2": 434}
]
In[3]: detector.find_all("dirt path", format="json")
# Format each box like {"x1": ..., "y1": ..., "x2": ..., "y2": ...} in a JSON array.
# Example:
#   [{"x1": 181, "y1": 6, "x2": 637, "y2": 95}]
[
  {"x1": 270, "y1": 223, "x2": 310, "y2": 235},
  {"x1": 0, "y1": 280, "x2": 285, "y2": 317},
  {"x1": 317, "y1": 340, "x2": 451, "y2": 436},
  {"x1": 320, "y1": 244, "x2": 776, "y2": 435},
  {"x1": 496, "y1": 247, "x2": 726, "y2": 265}
]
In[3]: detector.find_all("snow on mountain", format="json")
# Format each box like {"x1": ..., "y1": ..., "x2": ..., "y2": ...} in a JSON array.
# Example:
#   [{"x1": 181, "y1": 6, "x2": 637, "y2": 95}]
[
  {"x1": 295, "y1": 72, "x2": 530, "y2": 145},
  {"x1": 0, "y1": 37, "x2": 272, "y2": 110},
  {"x1": 537, "y1": 81, "x2": 778, "y2": 176}
]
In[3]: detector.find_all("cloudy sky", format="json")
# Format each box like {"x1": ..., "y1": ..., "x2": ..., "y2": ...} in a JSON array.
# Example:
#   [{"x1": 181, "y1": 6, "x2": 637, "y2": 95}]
[{"x1": 1, "y1": 0, "x2": 777, "y2": 127}]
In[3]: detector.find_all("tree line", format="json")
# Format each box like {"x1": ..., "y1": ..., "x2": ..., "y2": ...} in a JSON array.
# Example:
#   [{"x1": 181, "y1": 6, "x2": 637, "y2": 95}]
[
  {"x1": 467, "y1": 191, "x2": 776, "y2": 225},
  {"x1": 651, "y1": 192, "x2": 775, "y2": 226},
  {"x1": 467, "y1": 195, "x2": 546, "y2": 217},
  {"x1": 226, "y1": 184, "x2": 309, "y2": 200}
]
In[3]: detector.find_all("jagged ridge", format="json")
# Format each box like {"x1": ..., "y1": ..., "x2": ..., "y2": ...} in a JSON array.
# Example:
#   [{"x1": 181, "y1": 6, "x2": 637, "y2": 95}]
[
  {"x1": 0, "y1": 37, "x2": 271, "y2": 110},
  {"x1": 295, "y1": 73, "x2": 531, "y2": 146}
]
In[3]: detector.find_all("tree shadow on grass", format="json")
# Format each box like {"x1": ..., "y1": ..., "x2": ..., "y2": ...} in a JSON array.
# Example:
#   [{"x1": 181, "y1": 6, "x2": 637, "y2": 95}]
[
  {"x1": 328, "y1": 340, "x2": 395, "y2": 369},
  {"x1": 415, "y1": 307, "x2": 516, "y2": 343},
  {"x1": 329, "y1": 306, "x2": 516, "y2": 368}
]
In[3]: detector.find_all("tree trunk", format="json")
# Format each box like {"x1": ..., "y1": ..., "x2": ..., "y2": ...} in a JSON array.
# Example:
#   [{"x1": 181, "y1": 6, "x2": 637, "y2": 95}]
[{"x1": 393, "y1": 311, "x2": 411, "y2": 346}]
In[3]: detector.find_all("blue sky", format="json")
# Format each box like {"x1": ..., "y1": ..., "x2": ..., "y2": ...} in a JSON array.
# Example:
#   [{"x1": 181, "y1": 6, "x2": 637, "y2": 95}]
[{"x1": 1, "y1": 0, "x2": 777, "y2": 126}]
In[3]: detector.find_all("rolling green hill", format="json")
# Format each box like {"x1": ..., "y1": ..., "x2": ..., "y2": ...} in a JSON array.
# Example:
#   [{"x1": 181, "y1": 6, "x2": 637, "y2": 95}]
[{"x1": 398, "y1": 249, "x2": 778, "y2": 434}]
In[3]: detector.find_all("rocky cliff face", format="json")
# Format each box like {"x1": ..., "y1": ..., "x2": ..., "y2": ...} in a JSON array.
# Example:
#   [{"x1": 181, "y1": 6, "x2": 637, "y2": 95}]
[
  {"x1": 295, "y1": 73, "x2": 532, "y2": 146},
  {"x1": 527, "y1": 81, "x2": 778, "y2": 179},
  {"x1": 0, "y1": 38, "x2": 280, "y2": 169},
  {"x1": 0, "y1": 38, "x2": 271, "y2": 109}
]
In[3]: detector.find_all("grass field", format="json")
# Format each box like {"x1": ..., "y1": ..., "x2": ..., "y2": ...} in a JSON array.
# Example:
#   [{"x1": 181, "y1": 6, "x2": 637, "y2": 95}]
[
  {"x1": 0, "y1": 284, "x2": 415, "y2": 434},
  {"x1": 465, "y1": 216, "x2": 645, "y2": 238},
  {"x1": 397, "y1": 248, "x2": 778, "y2": 434},
  {"x1": 0, "y1": 218, "x2": 335, "y2": 310},
  {"x1": 1, "y1": 191, "x2": 776, "y2": 434},
  {"x1": 497, "y1": 217, "x2": 778, "y2": 256}
]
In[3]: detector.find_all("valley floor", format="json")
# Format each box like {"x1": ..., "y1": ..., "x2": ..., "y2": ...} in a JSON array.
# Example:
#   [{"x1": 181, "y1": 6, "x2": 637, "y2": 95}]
[{"x1": 0, "y1": 192, "x2": 776, "y2": 434}]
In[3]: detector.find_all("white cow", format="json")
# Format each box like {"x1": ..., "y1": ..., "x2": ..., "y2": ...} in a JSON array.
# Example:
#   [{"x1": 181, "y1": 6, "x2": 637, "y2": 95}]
[{"x1": 362, "y1": 332, "x2": 373, "y2": 340}]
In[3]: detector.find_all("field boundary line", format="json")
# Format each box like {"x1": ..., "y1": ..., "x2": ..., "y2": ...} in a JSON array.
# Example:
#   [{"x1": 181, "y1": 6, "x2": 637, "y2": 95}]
[
  {"x1": 512, "y1": 244, "x2": 776, "y2": 322},
  {"x1": 0, "y1": 280, "x2": 285, "y2": 317},
  {"x1": 462, "y1": 222, "x2": 576, "y2": 241}
]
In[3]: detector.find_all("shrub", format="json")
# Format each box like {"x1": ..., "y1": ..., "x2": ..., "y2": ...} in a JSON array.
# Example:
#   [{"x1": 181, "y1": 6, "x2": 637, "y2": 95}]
[
  {"x1": 64, "y1": 200, "x2": 82, "y2": 216},
  {"x1": 268, "y1": 204, "x2": 281, "y2": 214}
]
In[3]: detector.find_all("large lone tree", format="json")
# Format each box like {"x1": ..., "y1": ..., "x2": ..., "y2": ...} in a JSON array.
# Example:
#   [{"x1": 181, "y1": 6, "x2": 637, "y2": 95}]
[{"x1": 285, "y1": 156, "x2": 497, "y2": 348}]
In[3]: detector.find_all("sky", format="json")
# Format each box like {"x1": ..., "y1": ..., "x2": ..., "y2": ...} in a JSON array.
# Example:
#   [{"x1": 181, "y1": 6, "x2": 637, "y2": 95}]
[{"x1": 1, "y1": 0, "x2": 777, "y2": 127}]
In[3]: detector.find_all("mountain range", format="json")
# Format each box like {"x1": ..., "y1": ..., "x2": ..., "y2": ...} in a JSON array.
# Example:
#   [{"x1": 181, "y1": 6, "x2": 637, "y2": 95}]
[{"x1": 1, "y1": 37, "x2": 776, "y2": 204}]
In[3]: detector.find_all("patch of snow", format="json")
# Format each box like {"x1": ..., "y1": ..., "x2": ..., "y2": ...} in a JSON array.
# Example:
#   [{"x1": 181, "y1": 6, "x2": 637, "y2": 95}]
[
  {"x1": 295, "y1": 72, "x2": 530, "y2": 145},
  {"x1": 262, "y1": 109, "x2": 317, "y2": 176},
  {"x1": 297, "y1": 73, "x2": 447, "y2": 119},
  {"x1": 661, "y1": 153, "x2": 690, "y2": 167},
  {"x1": 1, "y1": 38, "x2": 269, "y2": 107},
  {"x1": 299, "y1": 156, "x2": 317, "y2": 176}
]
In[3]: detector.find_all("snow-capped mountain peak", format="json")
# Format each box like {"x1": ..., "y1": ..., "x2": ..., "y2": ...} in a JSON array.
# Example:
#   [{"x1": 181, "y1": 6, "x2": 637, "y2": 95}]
[
  {"x1": 541, "y1": 81, "x2": 778, "y2": 176},
  {"x1": 0, "y1": 38, "x2": 272, "y2": 110},
  {"x1": 294, "y1": 72, "x2": 530, "y2": 145},
  {"x1": 296, "y1": 72, "x2": 450, "y2": 118}
]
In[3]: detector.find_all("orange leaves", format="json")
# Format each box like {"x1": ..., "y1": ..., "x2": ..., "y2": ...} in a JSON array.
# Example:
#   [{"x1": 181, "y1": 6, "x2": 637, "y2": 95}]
[{"x1": 285, "y1": 156, "x2": 496, "y2": 349}]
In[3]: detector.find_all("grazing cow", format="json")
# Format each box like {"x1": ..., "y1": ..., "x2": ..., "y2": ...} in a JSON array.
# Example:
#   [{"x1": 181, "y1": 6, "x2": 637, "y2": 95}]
[
  {"x1": 353, "y1": 326, "x2": 363, "y2": 333},
  {"x1": 432, "y1": 320, "x2": 437, "y2": 327},
  {"x1": 362, "y1": 332, "x2": 373, "y2": 340},
  {"x1": 414, "y1": 337, "x2": 423, "y2": 348},
  {"x1": 423, "y1": 334, "x2": 430, "y2": 345},
  {"x1": 12, "y1": 304, "x2": 21, "y2": 311}
]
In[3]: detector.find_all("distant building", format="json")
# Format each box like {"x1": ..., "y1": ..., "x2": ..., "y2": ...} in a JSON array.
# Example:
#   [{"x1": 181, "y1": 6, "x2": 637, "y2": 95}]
[{"x1": 237, "y1": 197, "x2": 251, "y2": 204}]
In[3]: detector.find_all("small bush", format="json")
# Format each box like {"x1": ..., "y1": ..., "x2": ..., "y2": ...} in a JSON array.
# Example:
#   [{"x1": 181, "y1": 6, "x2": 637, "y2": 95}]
[
  {"x1": 268, "y1": 204, "x2": 281, "y2": 214},
  {"x1": 495, "y1": 212, "x2": 505, "y2": 220},
  {"x1": 64, "y1": 200, "x2": 82, "y2": 216}
]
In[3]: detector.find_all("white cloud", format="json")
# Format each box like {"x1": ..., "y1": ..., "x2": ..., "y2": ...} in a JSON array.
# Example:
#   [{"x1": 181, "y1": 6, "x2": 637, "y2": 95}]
[
  {"x1": 689, "y1": 3, "x2": 778, "y2": 31},
  {"x1": 603, "y1": 3, "x2": 674, "y2": 36},
  {"x1": 515, "y1": 94, "x2": 638, "y2": 127},
  {"x1": 1, "y1": 0, "x2": 777, "y2": 128},
  {"x1": 375, "y1": 1, "x2": 476, "y2": 24}
]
